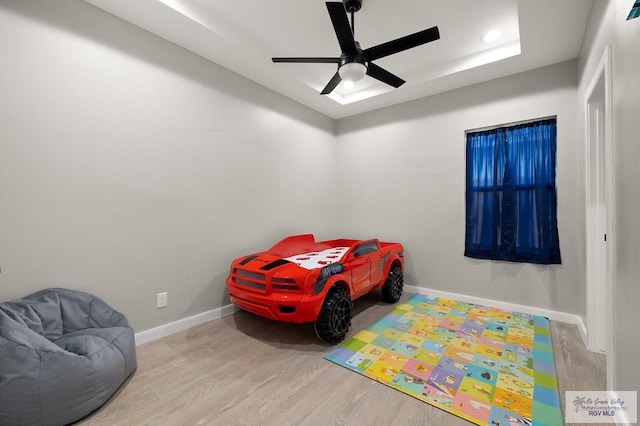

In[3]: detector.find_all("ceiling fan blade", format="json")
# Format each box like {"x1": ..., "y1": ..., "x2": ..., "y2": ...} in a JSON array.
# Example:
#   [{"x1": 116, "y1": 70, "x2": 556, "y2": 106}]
[
  {"x1": 320, "y1": 72, "x2": 342, "y2": 95},
  {"x1": 366, "y1": 62, "x2": 405, "y2": 88},
  {"x1": 326, "y1": 2, "x2": 358, "y2": 55},
  {"x1": 364, "y1": 26, "x2": 440, "y2": 61},
  {"x1": 272, "y1": 57, "x2": 340, "y2": 64}
]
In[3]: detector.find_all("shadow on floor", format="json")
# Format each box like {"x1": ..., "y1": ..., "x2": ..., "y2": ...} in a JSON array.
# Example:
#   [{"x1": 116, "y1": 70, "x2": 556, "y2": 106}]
[{"x1": 225, "y1": 289, "x2": 393, "y2": 351}]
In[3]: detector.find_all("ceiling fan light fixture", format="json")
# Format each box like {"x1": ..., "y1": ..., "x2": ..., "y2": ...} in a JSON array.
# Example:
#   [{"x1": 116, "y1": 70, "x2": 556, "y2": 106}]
[
  {"x1": 272, "y1": 1, "x2": 440, "y2": 95},
  {"x1": 338, "y1": 61, "x2": 367, "y2": 83},
  {"x1": 342, "y1": 80, "x2": 355, "y2": 89},
  {"x1": 482, "y1": 29, "x2": 501, "y2": 42}
]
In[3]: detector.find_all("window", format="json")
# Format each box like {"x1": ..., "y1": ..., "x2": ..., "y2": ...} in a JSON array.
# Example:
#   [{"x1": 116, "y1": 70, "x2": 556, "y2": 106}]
[{"x1": 465, "y1": 118, "x2": 561, "y2": 264}]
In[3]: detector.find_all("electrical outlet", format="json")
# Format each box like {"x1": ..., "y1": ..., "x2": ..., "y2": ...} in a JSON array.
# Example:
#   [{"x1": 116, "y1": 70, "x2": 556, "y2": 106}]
[{"x1": 157, "y1": 292, "x2": 168, "y2": 308}]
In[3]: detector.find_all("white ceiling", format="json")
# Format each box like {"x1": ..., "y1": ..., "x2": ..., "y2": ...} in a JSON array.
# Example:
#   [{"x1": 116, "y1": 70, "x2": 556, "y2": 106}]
[{"x1": 83, "y1": 0, "x2": 593, "y2": 119}]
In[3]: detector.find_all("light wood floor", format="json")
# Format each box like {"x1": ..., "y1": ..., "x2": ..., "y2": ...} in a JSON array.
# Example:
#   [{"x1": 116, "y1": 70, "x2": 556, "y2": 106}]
[{"x1": 77, "y1": 292, "x2": 606, "y2": 426}]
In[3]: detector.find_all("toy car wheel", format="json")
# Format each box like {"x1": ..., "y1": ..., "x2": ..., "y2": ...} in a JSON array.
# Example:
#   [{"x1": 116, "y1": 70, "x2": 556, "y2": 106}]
[
  {"x1": 314, "y1": 286, "x2": 353, "y2": 343},
  {"x1": 381, "y1": 265, "x2": 404, "y2": 303}
]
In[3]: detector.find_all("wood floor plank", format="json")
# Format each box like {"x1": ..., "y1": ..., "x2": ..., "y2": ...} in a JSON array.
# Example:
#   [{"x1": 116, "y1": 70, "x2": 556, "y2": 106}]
[{"x1": 76, "y1": 292, "x2": 606, "y2": 425}]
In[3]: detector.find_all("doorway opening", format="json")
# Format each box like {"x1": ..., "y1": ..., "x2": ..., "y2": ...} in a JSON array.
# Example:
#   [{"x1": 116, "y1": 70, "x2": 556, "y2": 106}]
[{"x1": 584, "y1": 45, "x2": 613, "y2": 386}]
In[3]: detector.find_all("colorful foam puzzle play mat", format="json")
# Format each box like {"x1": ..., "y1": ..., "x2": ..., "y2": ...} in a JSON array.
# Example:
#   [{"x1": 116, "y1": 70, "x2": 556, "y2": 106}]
[{"x1": 325, "y1": 294, "x2": 563, "y2": 425}]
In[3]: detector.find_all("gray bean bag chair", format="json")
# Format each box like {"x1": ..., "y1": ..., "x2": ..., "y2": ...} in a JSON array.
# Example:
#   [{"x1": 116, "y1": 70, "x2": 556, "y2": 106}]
[{"x1": 0, "y1": 288, "x2": 137, "y2": 425}]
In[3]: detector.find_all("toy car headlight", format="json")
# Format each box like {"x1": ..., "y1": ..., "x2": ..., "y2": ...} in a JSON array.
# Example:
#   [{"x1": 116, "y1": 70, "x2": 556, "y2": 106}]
[{"x1": 313, "y1": 263, "x2": 344, "y2": 294}]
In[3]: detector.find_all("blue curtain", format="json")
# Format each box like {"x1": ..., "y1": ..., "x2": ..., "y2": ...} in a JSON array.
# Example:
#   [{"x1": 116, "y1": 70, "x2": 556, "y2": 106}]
[{"x1": 465, "y1": 118, "x2": 561, "y2": 264}]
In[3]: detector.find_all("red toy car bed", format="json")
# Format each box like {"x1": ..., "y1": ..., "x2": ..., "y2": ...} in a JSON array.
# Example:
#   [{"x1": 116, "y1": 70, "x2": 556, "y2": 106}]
[{"x1": 226, "y1": 234, "x2": 404, "y2": 342}]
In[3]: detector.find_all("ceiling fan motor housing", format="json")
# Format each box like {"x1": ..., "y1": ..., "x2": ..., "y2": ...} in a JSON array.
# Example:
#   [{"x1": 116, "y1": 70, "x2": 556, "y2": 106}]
[
  {"x1": 343, "y1": 0, "x2": 362, "y2": 13},
  {"x1": 340, "y1": 41, "x2": 365, "y2": 67}
]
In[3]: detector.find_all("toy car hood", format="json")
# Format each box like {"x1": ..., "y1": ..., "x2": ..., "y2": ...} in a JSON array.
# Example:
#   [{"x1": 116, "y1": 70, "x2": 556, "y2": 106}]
[{"x1": 234, "y1": 246, "x2": 350, "y2": 272}]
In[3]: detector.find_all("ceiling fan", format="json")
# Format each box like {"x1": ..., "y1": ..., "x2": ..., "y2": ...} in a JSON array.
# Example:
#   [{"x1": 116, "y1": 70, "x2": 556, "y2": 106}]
[{"x1": 272, "y1": 0, "x2": 440, "y2": 95}]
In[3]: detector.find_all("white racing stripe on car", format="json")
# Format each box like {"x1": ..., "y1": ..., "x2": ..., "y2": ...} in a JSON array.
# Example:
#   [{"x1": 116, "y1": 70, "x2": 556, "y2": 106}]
[{"x1": 283, "y1": 247, "x2": 350, "y2": 270}]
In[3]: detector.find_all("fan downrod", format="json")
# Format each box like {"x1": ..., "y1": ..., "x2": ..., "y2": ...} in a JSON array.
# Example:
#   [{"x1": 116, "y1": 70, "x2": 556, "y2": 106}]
[{"x1": 343, "y1": 0, "x2": 362, "y2": 13}]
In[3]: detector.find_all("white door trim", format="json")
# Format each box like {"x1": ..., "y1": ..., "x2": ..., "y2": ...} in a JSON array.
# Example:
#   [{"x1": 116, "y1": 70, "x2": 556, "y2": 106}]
[{"x1": 584, "y1": 44, "x2": 614, "y2": 386}]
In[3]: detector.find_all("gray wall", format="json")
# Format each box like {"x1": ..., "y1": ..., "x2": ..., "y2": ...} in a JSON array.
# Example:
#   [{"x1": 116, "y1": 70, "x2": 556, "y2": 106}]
[
  {"x1": 336, "y1": 60, "x2": 583, "y2": 317},
  {"x1": 0, "y1": 0, "x2": 336, "y2": 332},
  {"x1": 577, "y1": 0, "x2": 640, "y2": 394},
  {"x1": 0, "y1": 0, "x2": 602, "y2": 345}
]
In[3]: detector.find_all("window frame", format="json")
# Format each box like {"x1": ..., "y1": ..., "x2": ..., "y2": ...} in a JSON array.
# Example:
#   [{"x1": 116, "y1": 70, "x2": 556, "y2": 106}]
[{"x1": 464, "y1": 116, "x2": 561, "y2": 264}]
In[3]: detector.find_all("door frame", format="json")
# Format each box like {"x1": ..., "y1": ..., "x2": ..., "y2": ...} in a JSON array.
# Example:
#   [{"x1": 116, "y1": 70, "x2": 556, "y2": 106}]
[{"x1": 584, "y1": 45, "x2": 613, "y2": 380}]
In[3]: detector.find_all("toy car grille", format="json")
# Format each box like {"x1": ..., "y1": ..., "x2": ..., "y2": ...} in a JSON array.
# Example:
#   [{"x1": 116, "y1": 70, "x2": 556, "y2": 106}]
[
  {"x1": 233, "y1": 269, "x2": 267, "y2": 291},
  {"x1": 233, "y1": 278, "x2": 267, "y2": 290},
  {"x1": 235, "y1": 269, "x2": 266, "y2": 281}
]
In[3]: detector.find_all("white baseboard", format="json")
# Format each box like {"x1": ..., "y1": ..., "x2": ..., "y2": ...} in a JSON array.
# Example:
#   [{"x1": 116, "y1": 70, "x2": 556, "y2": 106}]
[
  {"x1": 616, "y1": 410, "x2": 631, "y2": 425},
  {"x1": 610, "y1": 390, "x2": 635, "y2": 425},
  {"x1": 616, "y1": 404, "x2": 631, "y2": 425},
  {"x1": 575, "y1": 315, "x2": 588, "y2": 349},
  {"x1": 134, "y1": 288, "x2": 589, "y2": 348},
  {"x1": 405, "y1": 285, "x2": 586, "y2": 335},
  {"x1": 134, "y1": 304, "x2": 237, "y2": 346}
]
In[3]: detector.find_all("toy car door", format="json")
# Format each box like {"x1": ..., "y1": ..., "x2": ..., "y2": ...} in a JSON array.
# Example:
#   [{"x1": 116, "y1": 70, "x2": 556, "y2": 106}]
[{"x1": 349, "y1": 240, "x2": 379, "y2": 294}]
